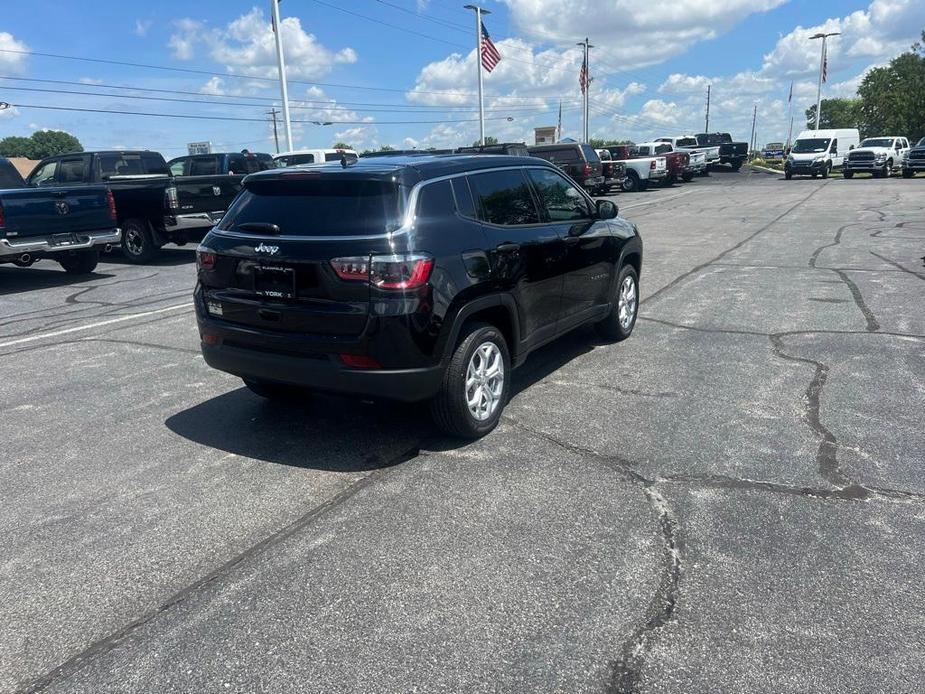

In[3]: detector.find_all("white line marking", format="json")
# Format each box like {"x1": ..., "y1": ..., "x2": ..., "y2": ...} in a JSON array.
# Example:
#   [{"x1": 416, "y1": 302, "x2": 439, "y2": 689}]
[
  {"x1": 620, "y1": 188, "x2": 696, "y2": 211},
  {"x1": 0, "y1": 303, "x2": 192, "y2": 349}
]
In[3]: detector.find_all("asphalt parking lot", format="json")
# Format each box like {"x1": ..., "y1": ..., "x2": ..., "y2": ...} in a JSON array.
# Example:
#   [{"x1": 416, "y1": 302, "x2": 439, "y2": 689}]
[{"x1": 2, "y1": 168, "x2": 924, "y2": 693}]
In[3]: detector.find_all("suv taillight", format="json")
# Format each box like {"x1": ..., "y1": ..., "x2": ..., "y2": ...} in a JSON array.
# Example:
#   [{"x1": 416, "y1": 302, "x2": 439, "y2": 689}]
[
  {"x1": 330, "y1": 254, "x2": 434, "y2": 290},
  {"x1": 106, "y1": 190, "x2": 117, "y2": 220},
  {"x1": 197, "y1": 250, "x2": 216, "y2": 270},
  {"x1": 165, "y1": 186, "x2": 179, "y2": 210},
  {"x1": 583, "y1": 163, "x2": 593, "y2": 176}
]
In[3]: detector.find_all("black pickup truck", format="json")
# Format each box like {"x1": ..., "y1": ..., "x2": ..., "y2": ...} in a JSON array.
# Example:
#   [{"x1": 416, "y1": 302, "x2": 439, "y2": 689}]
[
  {"x1": 695, "y1": 132, "x2": 749, "y2": 170},
  {"x1": 0, "y1": 157, "x2": 118, "y2": 274},
  {"x1": 26, "y1": 150, "x2": 250, "y2": 264}
]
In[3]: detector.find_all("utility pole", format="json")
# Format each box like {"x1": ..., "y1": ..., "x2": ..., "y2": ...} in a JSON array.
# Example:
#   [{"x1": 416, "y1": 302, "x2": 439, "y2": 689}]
[
  {"x1": 704, "y1": 84, "x2": 711, "y2": 133},
  {"x1": 809, "y1": 31, "x2": 840, "y2": 132},
  {"x1": 577, "y1": 38, "x2": 593, "y2": 142},
  {"x1": 749, "y1": 103, "x2": 757, "y2": 157},
  {"x1": 267, "y1": 108, "x2": 280, "y2": 153},
  {"x1": 271, "y1": 0, "x2": 293, "y2": 151},
  {"x1": 464, "y1": 5, "x2": 490, "y2": 146}
]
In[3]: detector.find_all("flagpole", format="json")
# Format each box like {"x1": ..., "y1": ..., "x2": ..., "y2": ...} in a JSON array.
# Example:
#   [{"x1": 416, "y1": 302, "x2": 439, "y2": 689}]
[
  {"x1": 810, "y1": 31, "x2": 840, "y2": 132},
  {"x1": 464, "y1": 5, "x2": 489, "y2": 146},
  {"x1": 270, "y1": 0, "x2": 293, "y2": 152}
]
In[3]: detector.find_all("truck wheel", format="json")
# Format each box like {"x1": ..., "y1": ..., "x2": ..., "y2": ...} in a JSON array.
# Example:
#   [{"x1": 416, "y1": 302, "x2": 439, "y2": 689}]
[
  {"x1": 244, "y1": 379, "x2": 311, "y2": 403},
  {"x1": 884, "y1": 160, "x2": 892, "y2": 177},
  {"x1": 638, "y1": 180, "x2": 649, "y2": 192},
  {"x1": 821, "y1": 163, "x2": 830, "y2": 179},
  {"x1": 59, "y1": 249, "x2": 99, "y2": 275},
  {"x1": 785, "y1": 171, "x2": 793, "y2": 180},
  {"x1": 699, "y1": 168, "x2": 710, "y2": 177},
  {"x1": 843, "y1": 171, "x2": 854, "y2": 179},
  {"x1": 731, "y1": 161, "x2": 743, "y2": 171},
  {"x1": 596, "y1": 264, "x2": 638, "y2": 342},
  {"x1": 902, "y1": 169, "x2": 914, "y2": 178},
  {"x1": 430, "y1": 322, "x2": 510, "y2": 439},
  {"x1": 662, "y1": 174, "x2": 675, "y2": 187},
  {"x1": 682, "y1": 171, "x2": 694, "y2": 182},
  {"x1": 621, "y1": 172, "x2": 640, "y2": 192},
  {"x1": 121, "y1": 218, "x2": 158, "y2": 264}
]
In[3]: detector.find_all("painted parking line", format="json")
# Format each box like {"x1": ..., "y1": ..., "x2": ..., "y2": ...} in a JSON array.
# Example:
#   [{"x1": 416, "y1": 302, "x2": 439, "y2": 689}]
[
  {"x1": 619, "y1": 188, "x2": 697, "y2": 210},
  {"x1": 0, "y1": 303, "x2": 193, "y2": 349}
]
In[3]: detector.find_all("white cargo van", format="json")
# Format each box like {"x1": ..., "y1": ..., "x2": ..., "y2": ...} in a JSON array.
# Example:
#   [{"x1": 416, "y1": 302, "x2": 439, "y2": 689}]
[{"x1": 785, "y1": 129, "x2": 860, "y2": 179}]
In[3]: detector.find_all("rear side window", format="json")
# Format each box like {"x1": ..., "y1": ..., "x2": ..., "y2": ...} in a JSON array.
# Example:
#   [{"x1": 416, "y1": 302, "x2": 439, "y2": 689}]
[
  {"x1": 219, "y1": 178, "x2": 403, "y2": 236},
  {"x1": 228, "y1": 155, "x2": 253, "y2": 175},
  {"x1": 277, "y1": 154, "x2": 315, "y2": 166},
  {"x1": 468, "y1": 169, "x2": 540, "y2": 226},
  {"x1": 99, "y1": 152, "x2": 167, "y2": 178},
  {"x1": 416, "y1": 180, "x2": 455, "y2": 219},
  {"x1": 189, "y1": 157, "x2": 219, "y2": 176},
  {"x1": 169, "y1": 159, "x2": 186, "y2": 176},
  {"x1": 655, "y1": 144, "x2": 672, "y2": 154}
]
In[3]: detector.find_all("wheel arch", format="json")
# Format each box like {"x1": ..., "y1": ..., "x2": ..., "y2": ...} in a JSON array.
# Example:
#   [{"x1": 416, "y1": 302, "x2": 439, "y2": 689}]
[{"x1": 440, "y1": 294, "x2": 521, "y2": 367}]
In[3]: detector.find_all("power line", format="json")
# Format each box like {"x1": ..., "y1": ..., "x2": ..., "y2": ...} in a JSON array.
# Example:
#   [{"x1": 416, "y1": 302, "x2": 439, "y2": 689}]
[{"x1": 9, "y1": 102, "x2": 524, "y2": 125}]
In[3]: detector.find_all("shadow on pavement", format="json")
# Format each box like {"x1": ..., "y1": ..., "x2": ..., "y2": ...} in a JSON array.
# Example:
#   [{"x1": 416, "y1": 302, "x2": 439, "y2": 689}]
[
  {"x1": 102, "y1": 247, "x2": 197, "y2": 267},
  {"x1": 0, "y1": 266, "x2": 116, "y2": 296}
]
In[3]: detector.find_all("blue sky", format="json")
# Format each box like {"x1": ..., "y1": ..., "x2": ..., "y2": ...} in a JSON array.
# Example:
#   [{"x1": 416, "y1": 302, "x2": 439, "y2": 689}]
[{"x1": 1, "y1": 0, "x2": 922, "y2": 158}]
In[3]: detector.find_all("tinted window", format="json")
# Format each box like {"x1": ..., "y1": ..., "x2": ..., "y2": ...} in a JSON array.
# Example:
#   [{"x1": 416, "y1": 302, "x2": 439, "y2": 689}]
[
  {"x1": 30, "y1": 161, "x2": 57, "y2": 185},
  {"x1": 451, "y1": 178, "x2": 476, "y2": 218},
  {"x1": 276, "y1": 154, "x2": 315, "y2": 167},
  {"x1": 581, "y1": 144, "x2": 600, "y2": 163},
  {"x1": 859, "y1": 138, "x2": 893, "y2": 148},
  {"x1": 57, "y1": 157, "x2": 88, "y2": 183},
  {"x1": 531, "y1": 147, "x2": 579, "y2": 163},
  {"x1": 635, "y1": 146, "x2": 652, "y2": 157},
  {"x1": 228, "y1": 155, "x2": 252, "y2": 175},
  {"x1": 189, "y1": 157, "x2": 219, "y2": 176},
  {"x1": 527, "y1": 168, "x2": 592, "y2": 222},
  {"x1": 676, "y1": 137, "x2": 698, "y2": 147},
  {"x1": 325, "y1": 152, "x2": 358, "y2": 163},
  {"x1": 416, "y1": 180, "x2": 455, "y2": 219},
  {"x1": 219, "y1": 178, "x2": 403, "y2": 237},
  {"x1": 98, "y1": 152, "x2": 167, "y2": 178},
  {"x1": 468, "y1": 169, "x2": 539, "y2": 226},
  {"x1": 792, "y1": 138, "x2": 831, "y2": 153},
  {"x1": 655, "y1": 144, "x2": 672, "y2": 154}
]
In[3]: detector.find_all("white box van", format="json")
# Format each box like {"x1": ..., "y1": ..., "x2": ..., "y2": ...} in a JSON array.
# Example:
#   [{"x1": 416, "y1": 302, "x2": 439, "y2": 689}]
[
  {"x1": 785, "y1": 129, "x2": 860, "y2": 179},
  {"x1": 273, "y1": 148, "x2": 358, "y2": 167}
]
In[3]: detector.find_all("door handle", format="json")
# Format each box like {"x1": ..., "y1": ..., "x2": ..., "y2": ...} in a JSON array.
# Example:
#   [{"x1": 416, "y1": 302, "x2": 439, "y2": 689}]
[
  {"x1": 496, "y1": 243, "x2": 520, "y2": 253},
  {"x1": 563, "y1": 235, "x2": 581, "y2": 245}
]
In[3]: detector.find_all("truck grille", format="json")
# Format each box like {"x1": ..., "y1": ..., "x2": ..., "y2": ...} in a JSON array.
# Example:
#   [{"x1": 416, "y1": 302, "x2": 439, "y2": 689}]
[
  {"x1": 849, "y1": 151, "x2": 874, "y2": 161},
  {"x1": 908, "y1": 150, "x2": 925, "y2": 160}
]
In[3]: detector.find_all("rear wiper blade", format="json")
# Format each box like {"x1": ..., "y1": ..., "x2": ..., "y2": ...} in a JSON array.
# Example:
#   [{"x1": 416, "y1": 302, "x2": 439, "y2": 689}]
[{"x1": 236, "y1": 222, "x2": 280, "y2": 235}]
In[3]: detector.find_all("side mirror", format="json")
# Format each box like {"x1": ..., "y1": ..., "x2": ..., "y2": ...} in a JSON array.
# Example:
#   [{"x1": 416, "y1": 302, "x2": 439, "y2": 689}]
[{"x1": 596, "y1": 199, "x2": 618, "y2": 219}]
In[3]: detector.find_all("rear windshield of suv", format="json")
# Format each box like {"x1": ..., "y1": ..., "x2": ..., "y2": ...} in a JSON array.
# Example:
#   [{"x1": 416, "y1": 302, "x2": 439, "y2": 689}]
[{"x1": 218, "y1": 177, "x2": 403, "y2": 236}]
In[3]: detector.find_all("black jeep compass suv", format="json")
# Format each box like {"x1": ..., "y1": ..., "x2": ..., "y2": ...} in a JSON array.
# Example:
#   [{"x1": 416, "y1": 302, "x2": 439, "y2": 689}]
[{"x1": 195, "y1": 155, "x2": 642, "y2": 438}]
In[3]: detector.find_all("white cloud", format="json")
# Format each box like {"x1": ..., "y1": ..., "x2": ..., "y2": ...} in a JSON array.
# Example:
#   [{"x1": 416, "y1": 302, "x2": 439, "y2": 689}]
[
  {"x1": 0, "y1": 105, "x2": 21, "y2": 120},
  {"x1": 172, "y1": 8, "x2": 357, "y2": 80},
  {"x1": 134, "y1": 19, "x2": 153, "y2": 37},
  {"x1": 168, "y1": 18, "x2": 201, "y2": 60},
  {"x1": 78, "y1": 77, "x2": 104, "y2": 85},
  {"x1": 0, "y1": 32, "x2": 29, "y2": 75}
]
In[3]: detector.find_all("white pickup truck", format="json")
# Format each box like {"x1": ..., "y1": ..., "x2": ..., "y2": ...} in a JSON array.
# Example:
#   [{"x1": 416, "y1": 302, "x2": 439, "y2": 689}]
[
  {"x1": 843, "y1": 136, "x2": 911, "y2": 178},
  {"x1": 603, "y1": 145, "x2": 668, "y2": 192},
  {"x1": 635, "y1": 141, "x2": 705, "y2": 182},
  {"x1": 656, "y1": 136, "x2": 718, "y2": 174}
]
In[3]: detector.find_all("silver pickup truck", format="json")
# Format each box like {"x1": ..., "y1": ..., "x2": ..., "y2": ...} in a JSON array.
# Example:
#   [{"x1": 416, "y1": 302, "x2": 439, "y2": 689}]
[{"x1": 0, "y1": 158, "x2": 119, "y2": 274}]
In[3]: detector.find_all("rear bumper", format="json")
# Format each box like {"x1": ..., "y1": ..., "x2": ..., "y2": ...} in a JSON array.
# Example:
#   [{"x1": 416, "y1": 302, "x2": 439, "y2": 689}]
[
  {"x1": 582, "y1": 176, "x2": 606, "y2": 189},
  {"x1": 164, "y1": 212, "x2": 223, "y2": 232},
  {"x1": 0, "y1": 228, "x2": 120, "y2": 259},
  {"x1": 648, "y1": 170, "x2": 667, "y2": 180}
]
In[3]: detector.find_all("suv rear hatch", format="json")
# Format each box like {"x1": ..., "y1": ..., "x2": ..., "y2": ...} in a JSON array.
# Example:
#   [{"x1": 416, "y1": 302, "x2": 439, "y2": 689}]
[{"x1": 198, "y1": 171, "x2": 405, "y2": 338}]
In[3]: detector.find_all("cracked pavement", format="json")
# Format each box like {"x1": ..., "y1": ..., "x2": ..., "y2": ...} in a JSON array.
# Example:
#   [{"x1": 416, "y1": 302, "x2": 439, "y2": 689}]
[{"x1": 1, "y1": 170, "x2": 924, "y2": 693}]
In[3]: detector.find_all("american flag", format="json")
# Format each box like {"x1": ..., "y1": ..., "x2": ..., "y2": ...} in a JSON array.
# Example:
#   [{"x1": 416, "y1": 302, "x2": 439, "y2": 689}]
[
  {"x1": 579, "y1": 54, "x2": 589, "y2": 94},
  {"x1": 787, "y1": 81, "x2": 793, "y2": 103},
  {"x1": 480, "y1": 22, "x2": 501, "y2": 73},
  {"x1": 822, "y1": 44, "x2": 828, "y2": 83}
]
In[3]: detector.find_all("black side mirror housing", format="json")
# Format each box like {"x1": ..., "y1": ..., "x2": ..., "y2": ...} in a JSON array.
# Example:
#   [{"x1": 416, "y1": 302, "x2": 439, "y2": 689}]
[{"x1": 597, "y1": 199, "x2": 618, "y2": 219}]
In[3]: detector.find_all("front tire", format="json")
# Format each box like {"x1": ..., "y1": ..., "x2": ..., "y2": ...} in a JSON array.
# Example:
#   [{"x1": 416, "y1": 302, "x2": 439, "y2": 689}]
[
  {"x1": 843, "y1": 171, "x2": 854, "y2": 179},
  {"x1": 731, "y1": 160, "x2": 743, "y2": 171},
  {"x1": 821, "y1": 163, "x2": 830, "y2": 179},
  {"x1": 785, "y1": 171, "x2": 793, "y2": 180},
  {"x1": 884, "y1": 159, "x2": 892, "y2": 177},
  {"x1": 596, "y1": 264, "x2": 639, "y2": 342},
  {"x1": 59, "y1": 249, "x2": 99, "y2": 275},
  {"x1": 902, "y1": 169, "x2": 914, "y2": 178},
  {"x1": 430, "y1": 322, "x2": 510, "y2": 439},
  {"x1": 120, "y1": 218, "x2": 158, "y2": 264}
]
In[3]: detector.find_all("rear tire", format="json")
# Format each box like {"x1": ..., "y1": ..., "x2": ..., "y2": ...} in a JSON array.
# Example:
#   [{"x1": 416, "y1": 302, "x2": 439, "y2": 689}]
[
  {"x1": 244, "y1": 379, "x2": 311, "y2": 403},
  {"x1": 731, "y1": 160, "x2": 743, "y2": 171},
  {"x1": 595, "y1": 264, "x2": 639, "y2": 342},
  {"x1": 843, "y1": 171, "x2": 854, "y2": 179},
  {"x1": 59, "y1": 249, "x2": 99, "y2": 275},
  {"x1": 682, "y1": 171, "x2": 694, "y2": 182},
  {"x1": 120, "y1": 218, "x2": 158, "y2": 264},
  {"x1": 430, "y1": 322, "x2": 510, "y2": 439},
  {"x1": 621, "y1": 172, "x2": 640, "y2": 192},
  {"x1": 902, "y1": 169, "x2": 914, "y2": 178}
]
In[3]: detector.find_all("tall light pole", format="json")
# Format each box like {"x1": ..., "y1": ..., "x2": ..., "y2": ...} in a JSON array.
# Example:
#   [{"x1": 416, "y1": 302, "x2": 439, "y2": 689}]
[
  {"x1": 271, "y1": 0, "x2": 293, "y2": 151},
  {"x1": 809, "y1": 31, "x2": 839, "y2": 132},
  {"x1": 464, "y1": 5, "x2": 490, "y2": 145}
]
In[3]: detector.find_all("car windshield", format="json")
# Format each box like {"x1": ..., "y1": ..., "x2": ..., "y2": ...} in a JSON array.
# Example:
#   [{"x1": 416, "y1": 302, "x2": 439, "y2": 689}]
[
  {"x1": 791, "y1": 138, "x2": 830, "y2": 153},
  {"x1": 218, "y1": 177, "x2": 403, "y2": 236},
  {"x1": 859, "y1": 139, "x2": 894, "y2": 148},
  {"x1": 918, "y1": 137, "x2": 925, "y2": 147}
]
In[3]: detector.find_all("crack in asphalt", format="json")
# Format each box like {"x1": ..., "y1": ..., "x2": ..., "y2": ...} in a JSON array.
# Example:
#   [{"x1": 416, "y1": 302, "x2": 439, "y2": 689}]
[
  {"x1": 870, "y1": 250, "x2": 925, "y2": 281},
  {"x1": 638, "y1": 316, "x2": 925, "y2": 342},
  {"x1": 14, "y1": 445, "x2": 422, "y2": 694}
]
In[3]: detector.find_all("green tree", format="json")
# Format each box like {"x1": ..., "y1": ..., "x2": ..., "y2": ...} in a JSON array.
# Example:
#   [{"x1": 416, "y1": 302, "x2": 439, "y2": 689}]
[
  {"x1": 588, "y1": 138, "x2": 635, "y2": 148},
  {"x1": 331, "y1": 141, "x2": 353, "y2": 150},
  {"x1": 0, "y1": 135, "x2": 36, "y2": 158},
  {"x1": 28, "y1": 131, "x2": 83, "y2": 159},
  {"x1": 856, "y1": 40, "x2": 925, "y2": 142},
  {"x1": 471, "y1": 136, "x2": 498, "y2": 146},
  {"x1": 805, "y1": 98, "x2": 864, "y2": 134}
]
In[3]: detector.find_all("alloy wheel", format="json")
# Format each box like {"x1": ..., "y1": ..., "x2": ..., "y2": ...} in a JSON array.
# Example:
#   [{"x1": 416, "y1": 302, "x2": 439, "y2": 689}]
[
  {"x1": 618, "y1": 275, "x2": 637, "y2": 330},
  {"x1": 465, "y1": 341, "x2": 505, "y2": 422}
]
